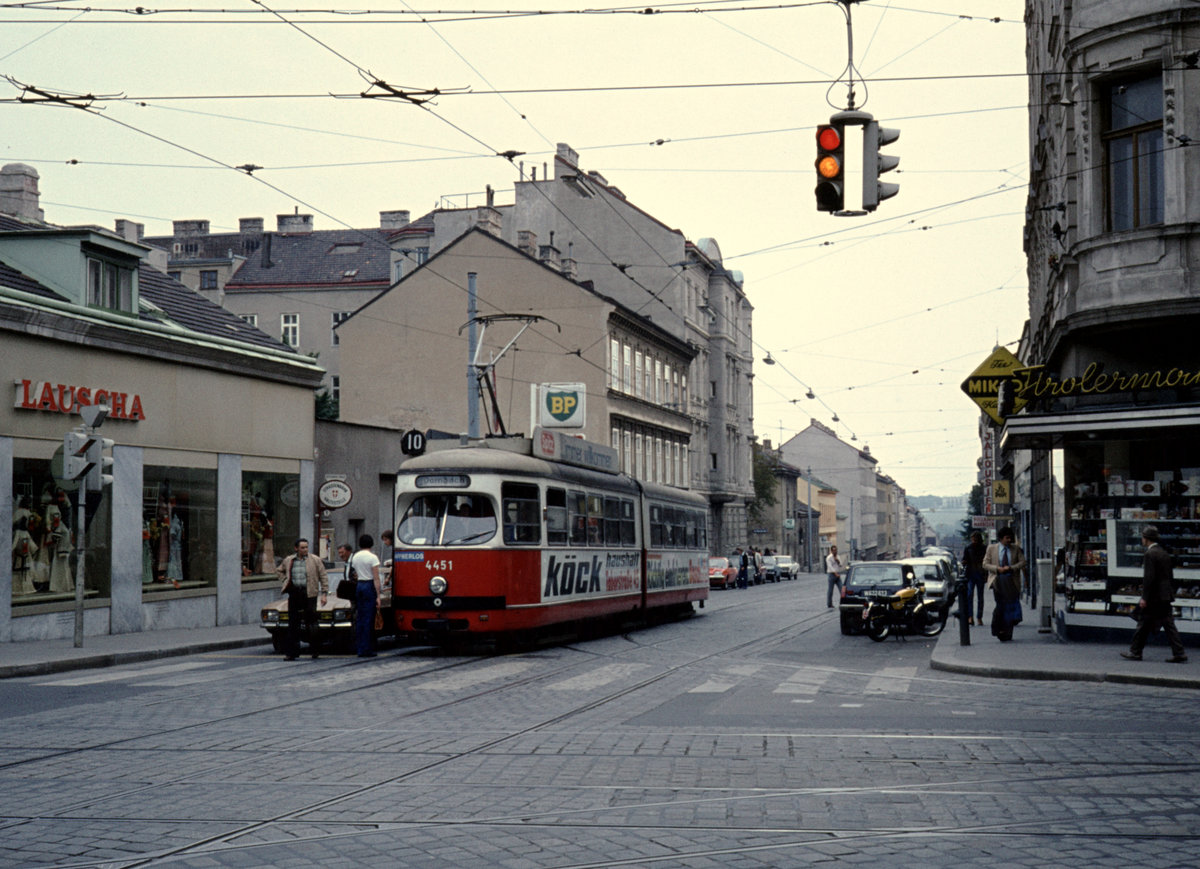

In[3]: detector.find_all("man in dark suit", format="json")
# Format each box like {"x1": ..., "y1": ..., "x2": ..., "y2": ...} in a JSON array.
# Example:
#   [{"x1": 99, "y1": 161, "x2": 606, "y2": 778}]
[{"x1": 1122, "y1": 525, "x2": 1187, "y2": 663}]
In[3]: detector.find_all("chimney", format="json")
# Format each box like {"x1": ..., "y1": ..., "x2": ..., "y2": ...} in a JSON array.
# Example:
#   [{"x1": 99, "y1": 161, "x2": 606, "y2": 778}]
[
  {"x1": 239, "y1": 217, "x2": 264, "y2": 235},
  {"x1": 277, "y1": 211, "x2": 313, "y2": 234},
  {"x1": 172, "y1": 218, "x2": 210, "y2": 238},
  {"x1": 261, "y1": 233, "x2": 273, "y2": 268},
  {"x1": 474, "y1": 205, "x2": 502, "y2": 237},
  {"x1": 114, "y1": 219, "x2": 144, "y2": 242},
  {"x1": 517, "y1": 230, "x2": 537, "y2": 257},
  {"x1": 561, "y1": 241, "x2": 577, "y2": 280},
  {"x1": 0, "y1": 164, "x2": 42, "y2": 221},
  {"x1": 555, "y1": 143, "x2": 580, "y2": 173},
  {"x1": 380, "y1": 210, "x2": 410, "y2": 230}
]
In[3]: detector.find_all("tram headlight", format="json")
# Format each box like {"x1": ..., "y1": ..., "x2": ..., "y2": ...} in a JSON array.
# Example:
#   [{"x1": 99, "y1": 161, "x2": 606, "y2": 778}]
[{"x1": 429, "y1": 576, "x2": 448, "y2": 595}]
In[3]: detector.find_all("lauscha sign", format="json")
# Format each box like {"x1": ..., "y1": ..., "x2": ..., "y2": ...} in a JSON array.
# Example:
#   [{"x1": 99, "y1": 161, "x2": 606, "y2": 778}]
[{"x1": 14, "y1": 379, "x2": 146, "y2": 421}]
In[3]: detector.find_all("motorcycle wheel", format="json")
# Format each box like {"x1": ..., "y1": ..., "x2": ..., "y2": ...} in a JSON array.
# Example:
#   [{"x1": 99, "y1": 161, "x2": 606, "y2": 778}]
[
  {"x1": 920, "y1": 610, "x2": 946, "y2": 637},
  {"x1": 867, "y1": 619, "x2": 889, "y2": 642}
]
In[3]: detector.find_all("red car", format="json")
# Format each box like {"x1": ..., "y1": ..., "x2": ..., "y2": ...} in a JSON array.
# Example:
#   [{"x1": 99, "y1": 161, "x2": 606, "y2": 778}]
[{"x1": 708, "y1": 556, "x2": 737, "y2": 589}]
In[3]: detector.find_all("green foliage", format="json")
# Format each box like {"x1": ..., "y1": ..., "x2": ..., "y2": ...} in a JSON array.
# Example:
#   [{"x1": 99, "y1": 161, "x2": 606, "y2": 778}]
[
  {"x1": 315, "y1": 388, "x2": 339, "y2": 420},
  {"x1": 958, "y1": 482, "x2": 986, "y2": 541},
  {"x1": 748, "y1": 446, "x2": 779, "y2": 525}
]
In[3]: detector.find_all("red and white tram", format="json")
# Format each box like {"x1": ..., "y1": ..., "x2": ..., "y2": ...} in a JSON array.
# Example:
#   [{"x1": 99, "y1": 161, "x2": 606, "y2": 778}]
[{"x1": 391, "y1": 428, "x2": 709, "y2": 643}]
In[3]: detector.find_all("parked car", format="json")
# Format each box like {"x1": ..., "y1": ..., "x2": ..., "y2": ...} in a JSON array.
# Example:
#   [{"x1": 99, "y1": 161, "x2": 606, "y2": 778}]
[
  {"x1": 760, "y1": 555, "x2": 780, "y2": 582},
  {"x1": 771, "y1": 555, "x2": 799, "y2": 580},
  {"x1": 708, "y1": 556, "x2": 738, "y2": 589},
  {"x1": 839, "y1": 560, "x2": 934, "y2": 635},
  {"x1": 898, "y1": 556, "x2": 956, "y2": 609},
  {"x1": 260, "y1": 558, "x2": 395, "y2": 652}
]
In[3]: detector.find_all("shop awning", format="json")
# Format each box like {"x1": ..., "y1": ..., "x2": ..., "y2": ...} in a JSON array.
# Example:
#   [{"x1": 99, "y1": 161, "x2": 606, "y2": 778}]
[{"x1": 1000, "y1": 405, "x2": 1200, "y2": 450}]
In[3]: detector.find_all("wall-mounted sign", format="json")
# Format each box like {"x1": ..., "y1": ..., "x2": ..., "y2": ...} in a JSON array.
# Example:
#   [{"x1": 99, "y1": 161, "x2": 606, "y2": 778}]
[
  {"x1": 993, "y1": 479, "x2": 1011, "y2": 504},
  {"x1": 14, "y1": 378, "x2": 146, "y2": 421},
  {"x1": 318, "y1": 479, "x2": 353, "y2": 509},
  {"x1": 401, "y1": 429, "x2": 426, "y2": 457},
  {"x1": 1011, "y1": 362, "x2": 1200, "y2": 399},
  {"x1": 532, "y1": 426, "x2": 617, "y2": 474},
  {"x1": 535, "y1": 383, "x2": 586, "y2": 428},
  {"x1": 961, "y1": 347, "x2": 1026, "y2": 425}
]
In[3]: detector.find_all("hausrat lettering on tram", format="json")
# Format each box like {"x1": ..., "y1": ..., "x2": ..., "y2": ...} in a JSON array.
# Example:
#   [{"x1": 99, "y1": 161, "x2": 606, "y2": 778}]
[
  {"x1": 13, "y1": 379, "x2": 147, "y2": 421},
  {"x1": 1011, "y1": 364, "x2": 1200, "y2": 399},
  {"x1": 543, "y1": 553, "x2": 604, "y2": 597}
]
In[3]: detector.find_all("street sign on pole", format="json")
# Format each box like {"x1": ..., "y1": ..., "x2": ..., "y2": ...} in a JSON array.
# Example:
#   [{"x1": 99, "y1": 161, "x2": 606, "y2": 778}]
[{"x1": 961, "y1": 346, "x2": 1027, "y2": 425}]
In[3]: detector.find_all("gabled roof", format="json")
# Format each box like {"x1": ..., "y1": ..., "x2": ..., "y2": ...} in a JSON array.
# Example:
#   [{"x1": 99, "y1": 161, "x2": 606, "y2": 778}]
[
  {"x1": 225, "y1": 229, "x2": 392, "y2": 288},
  {"x1": 0, "y1": 212, "x2": 291, "y2": 353}
]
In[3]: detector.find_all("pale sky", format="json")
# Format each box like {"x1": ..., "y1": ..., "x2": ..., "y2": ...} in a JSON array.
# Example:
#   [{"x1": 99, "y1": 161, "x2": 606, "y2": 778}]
[{"x1": 2, "y1": 0, "x2": 1030, "y2": 497}]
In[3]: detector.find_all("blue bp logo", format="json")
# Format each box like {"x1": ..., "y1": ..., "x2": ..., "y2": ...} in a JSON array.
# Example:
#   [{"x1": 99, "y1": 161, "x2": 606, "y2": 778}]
[{"x1": 545, "y1": 390, "x2": 579, "y2": 422}]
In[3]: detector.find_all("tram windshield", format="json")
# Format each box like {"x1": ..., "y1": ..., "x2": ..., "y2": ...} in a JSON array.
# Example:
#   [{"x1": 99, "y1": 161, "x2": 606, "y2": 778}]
[{"x1": 398, "y1": 494, "x2": 497, "y2": 546}]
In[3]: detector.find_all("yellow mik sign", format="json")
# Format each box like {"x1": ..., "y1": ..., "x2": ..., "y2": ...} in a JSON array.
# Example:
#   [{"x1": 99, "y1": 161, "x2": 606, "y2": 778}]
[{"x1": 961, "y1": 346, "x2": 1027, "y2": 425}]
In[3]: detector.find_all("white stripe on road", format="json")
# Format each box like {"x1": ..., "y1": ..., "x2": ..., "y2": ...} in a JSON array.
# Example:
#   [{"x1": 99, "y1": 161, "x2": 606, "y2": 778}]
[
  {"x1": 409, "y1": 659, "x2": 534, "y2": 691},
  {"x1": 547, "y1": 663, "x2": 648, "y2": 691},
  {"x1": 36, "y1": 660, "x2": 218, "y2": 687},
  {"x1": 865, "y1": 666, "x2": 918, "y2": 694},
  {"x1": 773, "y1": 667, "x2": 833, "y2": 695}
]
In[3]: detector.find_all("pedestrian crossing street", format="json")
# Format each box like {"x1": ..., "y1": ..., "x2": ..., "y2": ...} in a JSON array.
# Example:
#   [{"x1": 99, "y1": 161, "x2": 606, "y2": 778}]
[{"x1": 29, "y1": 655, "x2": 924, "y2": 701}]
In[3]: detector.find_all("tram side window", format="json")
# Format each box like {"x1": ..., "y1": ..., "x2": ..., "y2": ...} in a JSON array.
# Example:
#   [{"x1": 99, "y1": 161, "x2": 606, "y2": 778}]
[
  {"x1": 620, "y1": 499, "x2": 636, "y2": 546},
  {"x1": 501, "y1": 482, "x2": 541, "y2": 545},
  {"x1": 546, "y1": 487, "x2": 568, "y2": 545},
  {"x1": 649, "y1": 504, "x2": 665, "y2": 548},
  {"x1": 569, "y1": 491, "x2": 588, "y2": 546},
  {"x1": 587, "y1": 494, "x2": 604, "y2": 546},
  {"x1": 604, "y1": 497, "x2": 622, "y2": 546},
  {"x1": 668, "y1": 507, "x2": 686, "y2": 548}
]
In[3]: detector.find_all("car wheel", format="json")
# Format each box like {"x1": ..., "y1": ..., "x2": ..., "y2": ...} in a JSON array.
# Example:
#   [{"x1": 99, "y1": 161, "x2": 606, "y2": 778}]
[
  {"x1": 840, "y1": 614, "x2": 854, "y2": 635},
  {"x1": 270, "y1": 633, "x2": 286, "y2": 653}
]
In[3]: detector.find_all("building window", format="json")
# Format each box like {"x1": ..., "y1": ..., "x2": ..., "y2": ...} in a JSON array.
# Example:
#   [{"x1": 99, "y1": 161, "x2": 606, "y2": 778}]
[
  {"x1": 623, "y1": 430, "x2": 633, "y2": 475},
  {"x1": 610, "y1": 338, "x2": 620, "y2": 390},
  {"x1": 622, "y1": 344, "x2": 632, "y2": 394},
  {"x1": 167, "y1": 270, "x2": 181, "y2": 282},
  {"x1": 634, "y1": 351, "x2": 644, "y2": 399},
  {"x1": 635, "y1": 434, "x2": 644, "y2": 480},
  {"x1": 331, "y1": 311, "x2": 350, "y2": 346},
  {"x1": 655, "y1": 360, "x2": 663, "y2": 404},
  {"x1": 281, "y1": 313, "x2": 300, "y2": 347},
  {"x1": 1104, "y1": 73, "x2": 1163, "y2": 231},
  {"x1": 331, "y1": 375, "x2": 340, "y2": 402},
  {"x1": 199, "y1": 269, "x2": 218, "y2": 290},
  {"x1": 240, "y1": 313, "x2": 258, "y2": 329},
  {"x1": 86, "y1": 257, "x2": 133, "y2": 311},
  {"x1": 329, "y1": 242, "x2": 362, "y2": 255}
]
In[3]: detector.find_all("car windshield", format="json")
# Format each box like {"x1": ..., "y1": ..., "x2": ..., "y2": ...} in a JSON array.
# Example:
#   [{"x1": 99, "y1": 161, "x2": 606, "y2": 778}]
[
  {"x1": 709, "y1": 557, "x2": 729, "y2": 569},
  {"x1": 909, "y1": 564, "x2": 941, "y2": 581},
  {"x1": 762, "y1": 556, "x2": 777, "y2": 566},
  {"x1": 849, "y1": 564, "x2": 905, "y2": 588},
  {"x1": 398, "y1": 494, "x2": 497, "y2": 546}
]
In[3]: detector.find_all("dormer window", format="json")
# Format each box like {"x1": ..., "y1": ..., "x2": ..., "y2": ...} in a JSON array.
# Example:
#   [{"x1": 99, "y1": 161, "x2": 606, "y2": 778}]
[{"x1": 87, "y1": 256, "x2": 133, "y2": 311}]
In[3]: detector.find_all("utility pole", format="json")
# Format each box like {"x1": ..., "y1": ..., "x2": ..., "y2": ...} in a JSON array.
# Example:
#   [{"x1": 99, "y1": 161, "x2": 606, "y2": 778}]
[{"x1": 467, "y1": 272, "x2": 479, "y2": 439}]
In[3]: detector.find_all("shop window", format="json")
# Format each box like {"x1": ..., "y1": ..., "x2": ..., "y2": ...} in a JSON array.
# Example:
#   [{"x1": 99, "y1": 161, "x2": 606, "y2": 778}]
[
  {"x1": 143, "y1": 467, "x2": 217, "y2": 590},
  {"x1": 1104, "y1": 73, "x2": 1164, "y2": 231},
  {"x1": 11, "y1": 458, "x2": 110, "y2": 606},
  {"x1": 241, "y1": 472, "x2": 300, "y2": 580}
]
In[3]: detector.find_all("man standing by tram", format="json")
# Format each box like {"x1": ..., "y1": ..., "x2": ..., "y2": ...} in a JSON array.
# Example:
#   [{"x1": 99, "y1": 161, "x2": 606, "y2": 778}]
[{"x1": 277, "y1": 538, "x2": 328, "y2": 660}]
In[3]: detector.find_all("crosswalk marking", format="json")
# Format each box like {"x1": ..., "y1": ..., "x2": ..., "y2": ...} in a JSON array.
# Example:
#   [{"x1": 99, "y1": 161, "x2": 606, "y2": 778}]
[
  {"x1": 36, "y1": 660, "x2": 217, "y2": 687},
  {"x1": 547, "y1": 662, "x2": 648, "y2": 691},
  {"x1": 409, "y1": 659, "x2": 533, "y2": 691},
  {"x1": 773, "y1": 667, "x2": 833, "y2": 695},
  {"x1": 864, "y1": 666, "x2": 918, "y2": 694}
]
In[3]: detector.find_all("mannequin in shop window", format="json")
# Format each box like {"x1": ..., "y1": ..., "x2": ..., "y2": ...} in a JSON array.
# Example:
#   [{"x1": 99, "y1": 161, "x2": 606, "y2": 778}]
[
  {"x1": 166, "y1": 498, "x2": 184, "y2": 589},
  {"x1": 12, "y1": 496, "x2": 38, "y2": 596},
  {"x1": 47, "y1": 510, "x2": 73, "y2": 594}
]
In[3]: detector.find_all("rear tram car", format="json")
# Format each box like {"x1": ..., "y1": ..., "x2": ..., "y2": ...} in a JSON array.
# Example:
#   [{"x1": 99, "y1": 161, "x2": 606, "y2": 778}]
[{"x1": 391, "y1": 428, "x2": 709, "y2": 644}]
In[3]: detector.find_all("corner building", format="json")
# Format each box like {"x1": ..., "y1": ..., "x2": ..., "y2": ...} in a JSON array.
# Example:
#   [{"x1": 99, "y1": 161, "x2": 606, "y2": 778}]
[{"x1": 1007, "y1": 1, "x2": 1200, "y2": 641}]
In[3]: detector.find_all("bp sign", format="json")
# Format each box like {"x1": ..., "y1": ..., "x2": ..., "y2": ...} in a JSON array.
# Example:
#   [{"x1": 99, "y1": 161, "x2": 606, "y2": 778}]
[
  {"x1": 537, "y1": 383, "x2": 586, "y2": 428},
  {"x1": 961, "y1": 346, "x2": 1027, "y2": 425}
]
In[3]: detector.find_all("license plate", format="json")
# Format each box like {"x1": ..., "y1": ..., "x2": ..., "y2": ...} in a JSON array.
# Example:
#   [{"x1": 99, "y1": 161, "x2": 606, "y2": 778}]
[{"x1": 862, "y1": 589, "x2": 891, "y2": 597}]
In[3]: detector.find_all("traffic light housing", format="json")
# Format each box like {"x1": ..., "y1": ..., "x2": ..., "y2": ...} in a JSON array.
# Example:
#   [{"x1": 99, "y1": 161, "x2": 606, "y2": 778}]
[
  {"x1": 84, "y1": 436, "x2": 115, "y2": 490},
  {"x1": 863, "y1": 120, "x2": 900, "y2": 211},
  {"x1": 815, "y1": 122, "x2": 845, "y2": 213},
  {"x1": 62, "y1": 430, "x2": 90, "y2": 480}
]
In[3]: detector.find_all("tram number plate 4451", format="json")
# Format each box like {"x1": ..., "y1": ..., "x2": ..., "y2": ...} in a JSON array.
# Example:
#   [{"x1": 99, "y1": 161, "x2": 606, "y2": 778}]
[{"x1": 426, "y1": 560, "x2": 453, "y2": 571}]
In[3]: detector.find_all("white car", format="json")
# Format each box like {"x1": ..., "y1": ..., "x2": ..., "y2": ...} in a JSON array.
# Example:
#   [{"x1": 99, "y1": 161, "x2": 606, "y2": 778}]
[{"x1": 770, "y1": 555, "x2": 799, "y2": 580}]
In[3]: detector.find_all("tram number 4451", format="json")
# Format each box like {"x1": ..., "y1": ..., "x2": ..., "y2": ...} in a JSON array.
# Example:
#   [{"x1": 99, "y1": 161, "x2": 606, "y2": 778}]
[{"x1": 425, "y1": 560, "x2": 453, "y2": 571}]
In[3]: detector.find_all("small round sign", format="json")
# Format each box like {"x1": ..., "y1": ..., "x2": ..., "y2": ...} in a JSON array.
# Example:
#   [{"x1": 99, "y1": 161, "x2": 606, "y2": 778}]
[
  {"x1": 318, "y1": 479, "x2": 353, "y2": 510},
  {"x1": 401, "y1": 428, "x2": 426, "y2": 457}
]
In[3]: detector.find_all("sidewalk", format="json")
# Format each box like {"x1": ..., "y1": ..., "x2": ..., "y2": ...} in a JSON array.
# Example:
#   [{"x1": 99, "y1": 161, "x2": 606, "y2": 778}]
[
  {"x1": 0, "y1": 624, "x2": 269, "y2": 679},
  {"x1": 930, "y1": 619, "x2": 1200, "y2": 690}
]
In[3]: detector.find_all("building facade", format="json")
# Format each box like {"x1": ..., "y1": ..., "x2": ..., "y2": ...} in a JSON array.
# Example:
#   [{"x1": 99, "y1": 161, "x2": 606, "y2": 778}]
[
  {"x1": 1, "y1": 166, "x2": 324, "y2": 643},
  {"x1": 1005, "y1": 0, "x2": 1200, "y2": 640}
]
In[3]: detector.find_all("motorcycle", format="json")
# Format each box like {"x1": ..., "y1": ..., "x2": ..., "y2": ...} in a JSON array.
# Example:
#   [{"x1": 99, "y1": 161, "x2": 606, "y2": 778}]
[{"x1": 861, "y1": 583, "x2": 947, "y2": 641}]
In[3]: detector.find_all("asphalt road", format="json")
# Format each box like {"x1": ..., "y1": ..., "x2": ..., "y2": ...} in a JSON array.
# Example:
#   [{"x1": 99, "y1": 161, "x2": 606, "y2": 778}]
[{"x1": 2, "y1": 577, "x2": 1198, "y2": 868}]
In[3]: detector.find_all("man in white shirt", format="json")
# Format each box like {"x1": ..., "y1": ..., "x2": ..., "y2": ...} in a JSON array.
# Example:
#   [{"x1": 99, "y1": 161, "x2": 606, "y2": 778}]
[{"x1": 825, "y1": 545, "x2": 844, "y2": 608}]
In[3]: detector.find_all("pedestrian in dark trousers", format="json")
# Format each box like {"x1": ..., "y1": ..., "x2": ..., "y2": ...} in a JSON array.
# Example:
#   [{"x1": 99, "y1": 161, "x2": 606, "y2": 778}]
[
  {"x1": 962, "y1": 531, "x2": 987, "y2": 625},
  {"x1": 825, "y1": 545, "x2": 844, "y2": 608},
  {"x1": 983, "y1": 526, "x2": 1025, "y2": 641},
  {"x1": 351, "y1": 534, "x2": 382, "y2": 658},
  {"x1": 276, "y1": 538, "x2": 328, "y2": 660},
  {"x1": 736, "y1": 547, "x2": 749, "y2": 589},
  {"x1": 1123, "y1": 525, "x2": 1187, "y2": 663}
]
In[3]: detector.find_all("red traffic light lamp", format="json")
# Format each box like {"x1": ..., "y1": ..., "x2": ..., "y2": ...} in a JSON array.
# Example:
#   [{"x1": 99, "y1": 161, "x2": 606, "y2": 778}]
[{"x1": 815, "y1": 123, "x2": 844, "y2": 213}]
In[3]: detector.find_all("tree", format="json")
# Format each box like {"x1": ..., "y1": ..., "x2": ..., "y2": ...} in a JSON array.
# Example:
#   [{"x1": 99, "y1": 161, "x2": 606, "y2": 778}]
[
  {"x1": 748, "y1": 445, "x2": 778, "y2": 526},
  {"x1": 315, "y1": 388, "x2": 338, "y2": 420},
  {"x1": 957, "y1": 482, "x2": 986, "y2": 541}
]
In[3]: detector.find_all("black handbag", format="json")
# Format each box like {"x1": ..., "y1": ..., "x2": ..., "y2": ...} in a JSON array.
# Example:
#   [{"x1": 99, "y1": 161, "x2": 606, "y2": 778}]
[{"x1": 335, "y1": 564, "x2": 357, "y2": 601}]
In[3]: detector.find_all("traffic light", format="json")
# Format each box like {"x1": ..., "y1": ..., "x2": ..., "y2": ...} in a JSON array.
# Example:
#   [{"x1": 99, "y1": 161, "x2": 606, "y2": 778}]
[
  {"x1": 62, "y1": 430, "x2": 90, "y2": 480},
  {"x1": 862, "y1": 120, "x2": 900, "y2": 212},
  {"x1": 815, "y1": 122, "x2": 845, "y2": 213},
  {"x1": 84, "y1": 436, "x2": 115, "y2": 490}
]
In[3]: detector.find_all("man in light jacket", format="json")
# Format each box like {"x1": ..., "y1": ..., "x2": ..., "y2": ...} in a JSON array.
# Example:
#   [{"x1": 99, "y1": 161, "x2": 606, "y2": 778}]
[
  {"x1": 982, "y1": 526, "x2": 1026, "y2": 640},
  {"x1": 277, "y1": 537, "x2": 328, "y2": 660}
]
